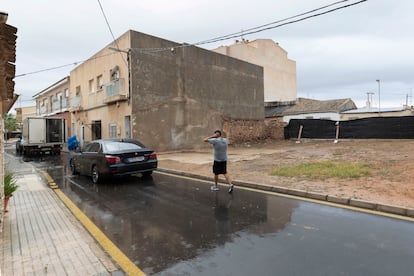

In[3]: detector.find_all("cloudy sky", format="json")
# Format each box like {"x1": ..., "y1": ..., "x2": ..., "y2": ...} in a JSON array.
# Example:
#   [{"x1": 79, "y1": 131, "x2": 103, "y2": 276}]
[{"x1": 2, "y1": 0, "x2": 414, "y2": 110}]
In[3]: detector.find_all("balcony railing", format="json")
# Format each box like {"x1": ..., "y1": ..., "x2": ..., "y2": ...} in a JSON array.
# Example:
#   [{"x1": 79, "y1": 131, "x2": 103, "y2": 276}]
[
  {"x1": 39, "y1": 105, "x2": 48, "y2": 115},
  {"x1": 70, "y1": 95, "x2": 82, "y2": 111},
  {"x1": 104, "y1": 78, "x2": 127, "y2": 104},
  {"x1": 52, "y1": 97, "x2": 69, "y2": 112}
]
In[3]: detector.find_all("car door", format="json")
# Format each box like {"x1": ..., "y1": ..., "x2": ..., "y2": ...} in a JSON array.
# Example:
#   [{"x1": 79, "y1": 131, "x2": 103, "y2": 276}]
[{"x1": 78, "y1": 142, "x2": 100, "y2": 175}]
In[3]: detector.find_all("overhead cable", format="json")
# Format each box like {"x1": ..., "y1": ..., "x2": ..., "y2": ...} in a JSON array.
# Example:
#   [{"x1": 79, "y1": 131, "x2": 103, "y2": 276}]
[
  {"x1": 130, "y1": 0, "x2": 368, "y2": 53},
  {"x1": 97, "y1": 0, "x2": 128, "y2": 67},
  {"x1": 15, "y1": 0, "x2": 368, "y2": 77}
]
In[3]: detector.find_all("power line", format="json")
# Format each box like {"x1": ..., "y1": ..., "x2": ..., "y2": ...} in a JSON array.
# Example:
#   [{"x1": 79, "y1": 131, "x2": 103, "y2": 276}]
[
  {"x1": 14, "y1": 0, "x2": 368, "y2": 77},
  {"x1": 15, "y1": 62, "x2": 80, "y2": 78},
  {"x1": 195, "y1": 0, "x2": 368, "y2": 46},
  {"x1": 97, "y1": 0, "x2": 128, "y2": 67},
  {"x1": 195, "y1": 0, "x2": 352, "y2": 46},
  {"x1": 14, "y1": 52, "x2": 118, "y2": 78},
  {"x1": 131, "y1": 0, "x2": 368, "y2": 53}
]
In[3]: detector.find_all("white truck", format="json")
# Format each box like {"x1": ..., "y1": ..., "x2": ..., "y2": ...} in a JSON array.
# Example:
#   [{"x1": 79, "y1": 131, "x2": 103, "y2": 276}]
[{"x1": 16, "y1": 117, "x2": 66, "y2": 156}]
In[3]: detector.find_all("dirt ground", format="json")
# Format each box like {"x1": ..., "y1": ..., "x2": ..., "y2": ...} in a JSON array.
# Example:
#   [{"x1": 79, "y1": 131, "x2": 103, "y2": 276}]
[{"x1": 158, "y1": 139, "x2": 414, "y2": 209}]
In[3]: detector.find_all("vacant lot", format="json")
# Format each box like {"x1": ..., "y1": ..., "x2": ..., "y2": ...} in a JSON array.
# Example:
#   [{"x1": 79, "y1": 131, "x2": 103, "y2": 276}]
[{"x1": 159, "y1": 139, "x2": 414, "y2": 209}]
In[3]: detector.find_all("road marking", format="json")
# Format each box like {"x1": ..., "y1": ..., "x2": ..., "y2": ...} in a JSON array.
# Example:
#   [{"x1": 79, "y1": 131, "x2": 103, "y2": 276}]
[
  {"x1": 157, "y1": 170, "x2": 414, "y2": 223},
  {"x1": 39, "y1": 170, "x2": 145, "y2": 276}
]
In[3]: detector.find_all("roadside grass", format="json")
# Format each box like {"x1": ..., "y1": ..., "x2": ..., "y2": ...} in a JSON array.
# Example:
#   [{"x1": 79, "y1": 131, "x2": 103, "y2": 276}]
[{"x1": 270, "y1": 161, "x2": 371, "y2": 179}]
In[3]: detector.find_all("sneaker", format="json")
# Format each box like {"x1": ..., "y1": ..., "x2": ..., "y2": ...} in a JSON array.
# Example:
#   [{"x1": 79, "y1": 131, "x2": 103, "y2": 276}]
[
  {"x1": 211, "y1": 186, "x2": 220, "y2": 191},
  {"x1": 228, "y1": 184, "x2": 234, "y2": 193}
]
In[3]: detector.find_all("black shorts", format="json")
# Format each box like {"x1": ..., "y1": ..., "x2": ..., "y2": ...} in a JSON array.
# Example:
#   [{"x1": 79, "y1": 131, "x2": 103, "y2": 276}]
[{"x1": 213, "y1": 160, "x2": 227, "y2": 175}]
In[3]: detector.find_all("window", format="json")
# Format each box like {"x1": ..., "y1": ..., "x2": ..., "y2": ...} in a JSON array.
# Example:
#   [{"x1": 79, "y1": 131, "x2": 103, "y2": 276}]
[
  {"x1": 97, "y1": 75, "x2": 103, "y2": 90},
  {"x1": 64, "y1": 88, "x2": 69, "y2": 97},
  {"x1": 109, "y1": 123, "x2": 117, "y2": 138},
  {"x1": 89, "y1": 143, "x2": 101, "y2": 153},
  {"x1": 83, "y1": 142, "x2": 100, "y2": 153},
  {"x1": 103, "y1": 141, "x2": 143, "y2": 152},
  {"x1": 89, "y1": 79, "x2": 95, "y2": 93},
  {"x1": 76, "y1": 86, "x2": 81, "y2": 96},
  {"x1": 110, "y1": 66, "x2": 120, "y2": 81}
]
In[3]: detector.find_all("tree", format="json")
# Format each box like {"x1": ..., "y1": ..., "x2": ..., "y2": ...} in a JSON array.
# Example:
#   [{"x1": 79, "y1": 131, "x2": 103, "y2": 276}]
[{"x1": 3, "y1": 113, "x2": 18, "y2": 132}]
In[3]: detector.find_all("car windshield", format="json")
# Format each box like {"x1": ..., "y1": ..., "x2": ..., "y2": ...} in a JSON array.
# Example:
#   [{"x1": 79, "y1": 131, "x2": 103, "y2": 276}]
[{"x1": 103, "y1": 141, "x2": 143, "y2": 152}]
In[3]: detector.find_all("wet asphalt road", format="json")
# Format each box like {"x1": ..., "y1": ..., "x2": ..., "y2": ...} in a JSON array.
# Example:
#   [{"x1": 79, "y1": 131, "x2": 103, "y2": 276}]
[{"x1": 10, "y1": 150, "x2": 414, "y2": 275}]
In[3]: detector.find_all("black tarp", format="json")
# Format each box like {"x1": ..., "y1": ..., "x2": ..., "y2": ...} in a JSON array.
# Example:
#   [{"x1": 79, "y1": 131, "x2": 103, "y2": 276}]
[{"x1": 284, "y1": 116, "x2": 414, "y2": 139}]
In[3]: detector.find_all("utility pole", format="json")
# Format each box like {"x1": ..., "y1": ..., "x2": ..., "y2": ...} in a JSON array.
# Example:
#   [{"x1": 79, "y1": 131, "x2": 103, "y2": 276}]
[{"x1": 376, "y1": 79, "x2": 381, "y2": 114}]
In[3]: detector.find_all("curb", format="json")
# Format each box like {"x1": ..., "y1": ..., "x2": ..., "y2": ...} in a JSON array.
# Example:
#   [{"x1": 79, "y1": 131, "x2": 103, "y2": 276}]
[
  {"x1": 35, "y1": 168, "x2": 143, "y2": 276},
  {"x1": 157, "y1": 167, "x2": 414, "y2": 219}
]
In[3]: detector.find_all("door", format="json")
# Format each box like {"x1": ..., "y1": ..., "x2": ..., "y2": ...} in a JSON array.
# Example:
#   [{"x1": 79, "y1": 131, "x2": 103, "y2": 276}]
[
  {"x1": 80, "y1": 125, "x2": 85, "y2": 148},
  {"x1": 124, "y1": 116, "x2": 131, "y2": 138},
  {"x1": 92, "y1": 120, "x2": 102, "y2": 140},
  {"x1": 28, "y1": 118, "x2": 46, "y2": 144}
]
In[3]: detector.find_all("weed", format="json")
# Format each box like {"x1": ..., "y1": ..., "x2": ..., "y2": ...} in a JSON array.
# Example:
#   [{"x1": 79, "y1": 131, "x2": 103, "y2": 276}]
[{"x1": 270, "y1": 161, "x2": 371, "y2": 179}]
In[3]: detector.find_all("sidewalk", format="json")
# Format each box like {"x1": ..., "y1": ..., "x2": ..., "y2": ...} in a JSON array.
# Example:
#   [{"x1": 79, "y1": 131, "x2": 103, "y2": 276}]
[{"x1": 1, "y1": 152, "x2": 122, "y2": 276}]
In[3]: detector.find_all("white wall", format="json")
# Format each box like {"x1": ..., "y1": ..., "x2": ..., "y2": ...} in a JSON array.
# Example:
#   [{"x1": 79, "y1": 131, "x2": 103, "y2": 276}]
[{"x1": 284, "y1": 112, "x2": 340, "y2": 123}]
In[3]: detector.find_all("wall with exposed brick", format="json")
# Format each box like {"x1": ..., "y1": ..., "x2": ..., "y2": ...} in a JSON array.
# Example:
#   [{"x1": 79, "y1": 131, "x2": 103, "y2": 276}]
[{"x1": 223, "y1": 117, "x2": 285, "y2": 144}]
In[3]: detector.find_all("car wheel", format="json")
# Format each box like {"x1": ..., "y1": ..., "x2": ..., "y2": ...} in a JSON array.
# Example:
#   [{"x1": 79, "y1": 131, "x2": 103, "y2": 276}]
[
  {"x1": 142, "y1": 171, "x2": 153, "y2": 178},
  {"x1": 70, "y1": 160, "x2": 79, "y2": 175},
  {"x1": 92, "y1": 165, "x2": 100, "y2": 184}
]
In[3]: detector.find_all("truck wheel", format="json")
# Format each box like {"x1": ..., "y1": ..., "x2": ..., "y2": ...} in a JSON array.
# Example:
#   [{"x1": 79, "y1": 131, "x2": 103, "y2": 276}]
[
  {"x1": 91, "y1": 165, "x2": 100, "y2": 184},
  {"x1": 70, "y1": 160, "x2": 79, "y2": 175}
]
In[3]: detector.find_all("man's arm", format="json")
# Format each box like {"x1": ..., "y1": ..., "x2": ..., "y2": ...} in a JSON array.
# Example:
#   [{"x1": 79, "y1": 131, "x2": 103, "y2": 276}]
[{"x1": 203, "y1": 133, "x2": 219, "y2": 142}]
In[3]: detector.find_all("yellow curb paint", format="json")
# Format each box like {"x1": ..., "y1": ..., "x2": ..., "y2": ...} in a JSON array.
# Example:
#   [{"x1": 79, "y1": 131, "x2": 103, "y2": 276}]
[
  {"x1": 157, "y1": 170, "x2": 414, "y2": 223},
  {"x1": 54, "y1": 189, "x2": 145, "y2": 276},
  {"x1": 38, "y1": 170, "x2": 145, "y2": 276}
]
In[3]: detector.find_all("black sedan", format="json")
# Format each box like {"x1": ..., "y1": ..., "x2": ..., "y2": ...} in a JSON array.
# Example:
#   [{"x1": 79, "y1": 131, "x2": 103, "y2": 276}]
[{"x1": 70, "y1": 139, "x2": 157, "y2": 183}]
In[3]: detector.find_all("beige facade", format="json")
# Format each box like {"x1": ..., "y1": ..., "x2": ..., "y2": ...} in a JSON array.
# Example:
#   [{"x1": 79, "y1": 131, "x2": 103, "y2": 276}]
[
  {"x1": 15, "y1": 105, "x2": 37, "y2": 123},
  {"x1": 32, "y1": 76, "x2": 72, "y2": 137},
  {"x1": 33, "y1": 77, "x2": 70, "y2": 116},
  {"x1": 213, "y1": 39, "x2": 297, "y2": 103},
  {"x1": 69, "y1": 32, "x2": 132, "y2": 146},
  {"x1": 68, "y1": 30, "x2": 266, "y2": 150}
]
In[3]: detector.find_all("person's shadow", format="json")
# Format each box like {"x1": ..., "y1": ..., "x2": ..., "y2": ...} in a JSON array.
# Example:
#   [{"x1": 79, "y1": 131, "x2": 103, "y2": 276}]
[{"x1": 212, "y1": 192, "x2": 234, "y2": 241}]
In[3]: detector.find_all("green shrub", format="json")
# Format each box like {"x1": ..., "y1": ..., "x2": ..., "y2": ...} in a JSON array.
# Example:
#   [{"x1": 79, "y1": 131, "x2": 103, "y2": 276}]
[{"x1": 4, "y1": 172, "x2": 18, "y2": 196}]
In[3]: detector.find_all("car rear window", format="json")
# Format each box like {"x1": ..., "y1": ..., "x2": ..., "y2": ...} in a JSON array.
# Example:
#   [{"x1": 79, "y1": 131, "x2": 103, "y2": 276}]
[{"x1": 103, "y1": 141, "x2": 143, "y2": 152}]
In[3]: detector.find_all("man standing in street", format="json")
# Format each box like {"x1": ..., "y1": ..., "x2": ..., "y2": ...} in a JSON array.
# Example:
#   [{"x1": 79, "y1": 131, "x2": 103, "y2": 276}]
[{"x1": 204, "y1": 130, "x2": 234, "y2": 193}]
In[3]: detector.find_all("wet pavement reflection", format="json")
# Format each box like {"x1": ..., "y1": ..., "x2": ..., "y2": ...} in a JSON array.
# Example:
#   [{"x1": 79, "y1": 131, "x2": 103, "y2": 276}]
[{"x1": 22, "y1": 152, "x2": 414, "y2": 275}]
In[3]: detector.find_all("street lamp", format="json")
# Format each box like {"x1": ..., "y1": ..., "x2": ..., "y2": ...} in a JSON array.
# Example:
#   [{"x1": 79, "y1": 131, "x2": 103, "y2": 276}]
[{"x1": 376, "y1": 79, "x2": 381, "y2": 114}]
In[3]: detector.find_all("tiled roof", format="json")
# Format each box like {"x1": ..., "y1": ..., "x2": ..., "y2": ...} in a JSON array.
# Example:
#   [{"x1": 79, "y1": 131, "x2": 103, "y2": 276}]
[{"x1": 266, "y1": 98, "x2": 357, "y2": 117}]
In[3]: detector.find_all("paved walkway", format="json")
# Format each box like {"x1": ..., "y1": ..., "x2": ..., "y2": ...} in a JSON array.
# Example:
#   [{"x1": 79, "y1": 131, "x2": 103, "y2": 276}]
[{"x1": 1, "y1": 152, "x2": 122, "y2": 276}]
